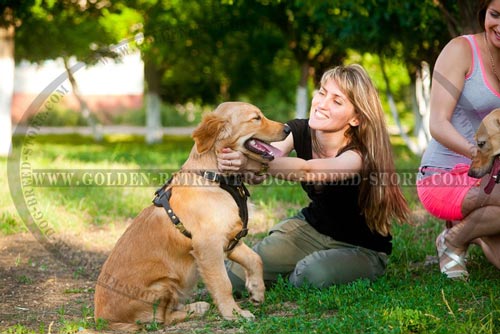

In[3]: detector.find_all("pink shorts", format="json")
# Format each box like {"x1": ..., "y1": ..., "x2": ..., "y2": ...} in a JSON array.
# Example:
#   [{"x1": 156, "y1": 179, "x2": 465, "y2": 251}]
[{"x1": 417, "y1": 163, "x2": 481, "y2": 220}]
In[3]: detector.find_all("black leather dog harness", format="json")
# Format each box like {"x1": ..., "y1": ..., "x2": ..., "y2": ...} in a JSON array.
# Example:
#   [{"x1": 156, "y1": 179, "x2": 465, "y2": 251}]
[{"x1": 153, "y1": 171, "x2": 250, "y2": 252}]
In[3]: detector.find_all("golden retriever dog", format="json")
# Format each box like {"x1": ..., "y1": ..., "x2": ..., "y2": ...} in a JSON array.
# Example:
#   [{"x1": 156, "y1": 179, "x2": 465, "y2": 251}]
[
  {"x1": 94, "y1": 102, "x2": 290, "y2": 331},
  {"x1": 468, "y1": 108, "x2": 500, "y2": 193}
]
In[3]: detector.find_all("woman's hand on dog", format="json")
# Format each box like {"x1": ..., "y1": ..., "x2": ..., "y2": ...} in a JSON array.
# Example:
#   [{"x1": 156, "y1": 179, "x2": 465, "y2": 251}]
[
  {"x1": 218, "y1": 148, "x2": 267, "y2": 184},
  {"x1": 217, "y1": 148, "x2": 248, "y2": 171}
]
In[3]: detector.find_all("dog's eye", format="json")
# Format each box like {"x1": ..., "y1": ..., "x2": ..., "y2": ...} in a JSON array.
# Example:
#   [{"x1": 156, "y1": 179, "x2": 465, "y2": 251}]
[
  {"x1": 253, "y1": 115, "x2": 262, "y2": 121},
  {"x1": 477, "y1": 141, "x2": 486, "y2": 148}
]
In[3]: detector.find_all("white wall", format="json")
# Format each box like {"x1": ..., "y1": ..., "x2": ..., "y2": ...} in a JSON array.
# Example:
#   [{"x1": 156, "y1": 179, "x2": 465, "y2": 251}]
[{"x1": 14, "y1": 52, "x2": 144, "y2": 95}]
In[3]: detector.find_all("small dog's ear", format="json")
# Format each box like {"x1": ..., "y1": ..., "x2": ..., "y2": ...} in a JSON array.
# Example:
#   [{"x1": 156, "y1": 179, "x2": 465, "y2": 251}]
[{"x1": 192, "y1": 113, "x2": 231, "y2": 153}]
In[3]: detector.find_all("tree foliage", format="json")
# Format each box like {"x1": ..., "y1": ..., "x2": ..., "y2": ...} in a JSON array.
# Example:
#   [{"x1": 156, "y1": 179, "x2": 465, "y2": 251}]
[
  {"x1": 14, "y1": 1, "x2": 123, "y2": 63},
  {"x1": 4, "y1": 0, "x2": 480, "y2": 127}
]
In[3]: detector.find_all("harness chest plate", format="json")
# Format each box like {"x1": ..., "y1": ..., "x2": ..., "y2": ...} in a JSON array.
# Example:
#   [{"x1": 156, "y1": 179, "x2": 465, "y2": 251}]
[{"x1": 152, "y1": 172, "x2": 250, "y2": 251}]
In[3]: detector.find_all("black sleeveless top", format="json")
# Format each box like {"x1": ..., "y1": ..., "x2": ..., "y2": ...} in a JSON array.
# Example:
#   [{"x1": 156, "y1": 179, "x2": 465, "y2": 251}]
[{"x1": 287, "y1": 119, "x2": 392, "y2": 254}]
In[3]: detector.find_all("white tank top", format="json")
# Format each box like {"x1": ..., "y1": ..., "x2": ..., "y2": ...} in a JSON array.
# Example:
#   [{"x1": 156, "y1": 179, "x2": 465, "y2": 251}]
[{"x1": 420, "y1": 34, "x2": 500, "y2": 171}]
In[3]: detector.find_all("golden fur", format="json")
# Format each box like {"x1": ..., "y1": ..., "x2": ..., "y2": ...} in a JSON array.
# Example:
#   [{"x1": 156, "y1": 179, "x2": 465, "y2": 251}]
[
  {"x1": 94, "y1": 102, "x2": 289, "y2": 331},
  {"x1": 469, "y1": 108, "x2": 500, "y2": 178}
]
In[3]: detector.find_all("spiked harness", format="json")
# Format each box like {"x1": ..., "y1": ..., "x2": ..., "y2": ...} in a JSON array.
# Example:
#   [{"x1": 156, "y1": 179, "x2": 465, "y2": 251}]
[{"x1": 153, "y1": 171, "x2": 250, "y2": 252}]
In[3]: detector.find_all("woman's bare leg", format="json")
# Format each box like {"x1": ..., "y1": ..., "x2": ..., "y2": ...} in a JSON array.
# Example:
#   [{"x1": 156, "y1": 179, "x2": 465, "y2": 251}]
[{"x1": 444, "y1": 177, "x2": 500, "y2": 269}]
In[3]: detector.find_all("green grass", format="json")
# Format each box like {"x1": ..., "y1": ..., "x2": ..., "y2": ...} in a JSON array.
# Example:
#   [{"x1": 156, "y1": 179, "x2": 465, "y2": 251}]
[
  {"x1": 1, "y1": 134, "x2": 499, "y2": 334},
  {"x1": 21, "y1": 102, "x2": 211, "y2": 127}
]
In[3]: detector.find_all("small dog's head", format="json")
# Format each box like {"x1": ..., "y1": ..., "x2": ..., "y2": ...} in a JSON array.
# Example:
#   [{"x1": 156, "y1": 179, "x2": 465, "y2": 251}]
[
  {"x1": 468, "y1": 108, "x2": 500, "y2": 178},
  {"x1": 192, "y1": 102, "x2": 290, "y2": 162}
]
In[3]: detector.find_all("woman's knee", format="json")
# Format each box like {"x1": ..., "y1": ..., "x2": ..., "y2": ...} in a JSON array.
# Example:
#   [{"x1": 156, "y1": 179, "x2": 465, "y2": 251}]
[
  {"x1": 288, "y1": 249, "x2": 387, "y2": 288},
  {"x1": 252, "y1": 236, "x2": 303, "y2": 282},
  {"x1": 253, "y1": 225, "x2": 312, "y2": 271},
  {"x1": 288, "y1": 259, "x2": 330, "y2": 288}
]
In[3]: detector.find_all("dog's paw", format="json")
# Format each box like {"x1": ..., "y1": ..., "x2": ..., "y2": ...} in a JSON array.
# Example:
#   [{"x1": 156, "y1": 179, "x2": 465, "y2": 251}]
[
  {"x1": 222, "y1": 308, "x2": 255, "y2": 321},
  {"x1": 246, "y1": 280, "x2": 265, "y2": 304},
  {"x1": 186, "y1": 302, "x2": 210, "y2": 315},
  {"x1": 249, "y1": 291, "x2": 264, "y2": 304},
  {"x1": 237, "y1": 309, "x2": 255, "y2": 320}
]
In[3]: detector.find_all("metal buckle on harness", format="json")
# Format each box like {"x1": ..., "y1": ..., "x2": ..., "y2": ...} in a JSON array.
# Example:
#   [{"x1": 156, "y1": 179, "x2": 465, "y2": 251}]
[
  {"x1": 153, "y1": 186, "x2": 165, "y2": 203},
  {"x1": 202, "y1": 171, "x2": 220, "y2": 182}
]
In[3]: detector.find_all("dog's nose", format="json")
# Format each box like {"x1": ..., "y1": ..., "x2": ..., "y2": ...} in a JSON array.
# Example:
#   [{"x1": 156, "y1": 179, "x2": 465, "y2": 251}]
[{"x1": 284, "y1": 124, "x2": 291, "y2": 135}]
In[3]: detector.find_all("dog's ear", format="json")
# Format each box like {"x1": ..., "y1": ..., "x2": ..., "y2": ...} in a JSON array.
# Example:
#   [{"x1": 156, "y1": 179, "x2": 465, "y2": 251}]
[{"x1": 192, "y1": 113, "x2": 231, "y2": 153}]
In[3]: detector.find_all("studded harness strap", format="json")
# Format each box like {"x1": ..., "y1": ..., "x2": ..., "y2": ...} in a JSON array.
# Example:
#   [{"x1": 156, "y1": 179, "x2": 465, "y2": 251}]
[{"x1": 153, "y1": 171, "x2": 250, "y2": 252}]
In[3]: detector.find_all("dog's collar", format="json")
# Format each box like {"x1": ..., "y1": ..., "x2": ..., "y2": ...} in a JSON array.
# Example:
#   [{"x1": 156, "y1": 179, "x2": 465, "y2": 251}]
[
  {"x1": 197, "y1": 170, "x2": 244, "y2": 186},
  {"x1": 484, "y1": 156, "x2": 500, "y2": 194}
]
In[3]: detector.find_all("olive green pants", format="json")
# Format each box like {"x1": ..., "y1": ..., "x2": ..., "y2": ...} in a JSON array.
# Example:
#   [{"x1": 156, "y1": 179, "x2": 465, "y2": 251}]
[{"x1": 227, "y1": 213, "x2": 388, "y2": 290}]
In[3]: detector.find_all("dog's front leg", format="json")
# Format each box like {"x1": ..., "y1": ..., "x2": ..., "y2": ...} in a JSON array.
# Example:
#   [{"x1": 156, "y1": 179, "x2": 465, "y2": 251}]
[
  {"x1": 227, "y1": 243, "x2": 265, "y2": 304},
  {"x1": 191, "y1": 236, "x2": 255, "y2": 320}
]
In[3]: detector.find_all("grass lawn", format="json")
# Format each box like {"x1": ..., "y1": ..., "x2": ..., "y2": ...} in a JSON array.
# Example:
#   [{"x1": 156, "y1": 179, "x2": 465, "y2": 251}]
[{"x1": 0, "y1": 134, "x2": 499, "y2": 334}]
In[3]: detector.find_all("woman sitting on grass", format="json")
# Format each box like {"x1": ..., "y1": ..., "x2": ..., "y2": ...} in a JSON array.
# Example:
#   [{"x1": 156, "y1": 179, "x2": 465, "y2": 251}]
[{"x1": 218, "y1": 64, "x2": 410, "y2": 289}]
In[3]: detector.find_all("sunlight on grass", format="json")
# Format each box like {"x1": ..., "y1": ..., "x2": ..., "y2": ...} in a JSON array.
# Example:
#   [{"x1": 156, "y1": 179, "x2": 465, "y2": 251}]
[{"x1": 1, "y1": 134, "x2": 499, "y2": 334}]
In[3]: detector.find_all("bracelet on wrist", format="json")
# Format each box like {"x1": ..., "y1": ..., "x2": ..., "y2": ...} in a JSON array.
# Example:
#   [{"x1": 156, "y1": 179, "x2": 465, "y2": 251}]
[{"x1": 256, "y1": 163, "x2": 269, "y2": 176}]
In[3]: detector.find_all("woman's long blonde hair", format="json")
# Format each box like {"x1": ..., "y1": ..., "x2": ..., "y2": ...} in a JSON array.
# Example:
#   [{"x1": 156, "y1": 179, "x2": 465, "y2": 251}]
[{"x1": 312, "y1": 64, "x2": 410, "y2": 235}]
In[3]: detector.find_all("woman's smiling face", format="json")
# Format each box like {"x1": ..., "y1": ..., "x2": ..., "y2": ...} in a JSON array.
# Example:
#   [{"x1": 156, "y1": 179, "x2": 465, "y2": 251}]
[
  {"x1": 308, "y1": 79, "x2": 359, "y2": 133},
  {"x1": 486, "y1": 0, "x2": 500, "y2": 47}
]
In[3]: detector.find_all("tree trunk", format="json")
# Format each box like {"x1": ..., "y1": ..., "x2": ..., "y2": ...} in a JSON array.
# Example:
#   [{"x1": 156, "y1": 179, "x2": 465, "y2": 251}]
[
  {"x1": 414, "y1": 61, "x2": 431, "y2": 152},
  {"x1": 144, "y1": 58, "x2": 162, "y2": 144},
  {"x1": 0, "y1": 23, "x2": 14, "y2": 156},
  {"x1": 62, "y1": 57, "x2": 102, "y2": 141},
  {"x1": 379, "y1": 56, "x2": 421, "y2": 155},
  {"x1": 296, "y1": 61, "x2": 309, "y2": 119}
]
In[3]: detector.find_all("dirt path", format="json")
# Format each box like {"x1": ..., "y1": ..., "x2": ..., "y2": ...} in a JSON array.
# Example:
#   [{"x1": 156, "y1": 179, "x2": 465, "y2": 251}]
[
  {"x1": 0, "y1": 227, "x2": 120, "y2": 333},
  {"x1": 0, "y1": 224, "x2": 259, "y2": 333}
]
